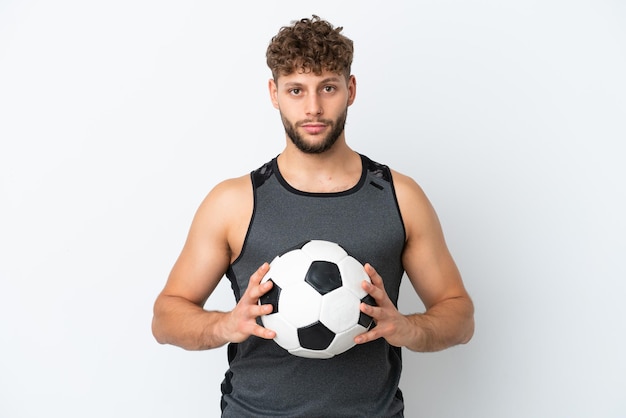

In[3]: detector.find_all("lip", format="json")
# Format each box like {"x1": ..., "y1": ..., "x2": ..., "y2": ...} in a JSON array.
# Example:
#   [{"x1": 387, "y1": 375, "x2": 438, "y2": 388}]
[{"x1": 301, "y1": 123, "x2": 327, "y2": 134}]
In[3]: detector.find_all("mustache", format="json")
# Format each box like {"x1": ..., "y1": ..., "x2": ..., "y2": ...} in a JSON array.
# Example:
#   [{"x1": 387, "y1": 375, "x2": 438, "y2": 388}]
[{"x1": 296, "y1": 119, "x2": 334, "y2": 126}]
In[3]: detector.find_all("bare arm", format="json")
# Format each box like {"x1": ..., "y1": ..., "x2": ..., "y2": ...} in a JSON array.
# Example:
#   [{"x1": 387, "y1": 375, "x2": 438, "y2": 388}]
[
  {"x1": 151, "y1": 176, "x2": 275, "y2": 351},
  {"x1": 356, "y1": 171, "x2": 474, "y2": 352}
]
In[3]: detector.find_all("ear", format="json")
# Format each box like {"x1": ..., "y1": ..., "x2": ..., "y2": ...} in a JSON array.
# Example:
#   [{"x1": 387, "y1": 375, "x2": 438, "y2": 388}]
[
  {"x1": 347, "y1": 75, "x2": 357, "y2": 106},
  {"x1": 268, "y1": 78, "x2": 280, "y2": 109}
]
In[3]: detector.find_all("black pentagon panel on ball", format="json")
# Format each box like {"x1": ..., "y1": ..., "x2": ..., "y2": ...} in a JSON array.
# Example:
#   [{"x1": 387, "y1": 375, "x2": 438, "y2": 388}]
[
  {"x1": 298, "y1": 321, "x2": 336, "y2": 350},
  {"x1": 259, "y1": 279, "x2": 281, "y2": 314},
  {"x1": 304, "y1": 261, "x2": 342, "y2": 295},
  {"x1": 361, "y1": 294, "x2": 376, "y2": 307},
  {"x1": 358, "y1": 294, "x2": 377, "y2": 328},
  {"x1": 358, "y1": 312, "x2": 374, "y2": 329}
]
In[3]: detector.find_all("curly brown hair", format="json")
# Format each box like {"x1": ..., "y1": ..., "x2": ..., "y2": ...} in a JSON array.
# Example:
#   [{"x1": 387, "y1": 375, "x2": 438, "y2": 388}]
[{"x1": 266, "y1": 15, "x2": 354, "y2": 81}]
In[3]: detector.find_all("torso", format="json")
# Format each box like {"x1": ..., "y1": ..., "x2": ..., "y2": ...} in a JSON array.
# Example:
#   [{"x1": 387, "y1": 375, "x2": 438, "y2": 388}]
[{"x1": 220, "y1": 154, "x2": 407, "y2": 417}]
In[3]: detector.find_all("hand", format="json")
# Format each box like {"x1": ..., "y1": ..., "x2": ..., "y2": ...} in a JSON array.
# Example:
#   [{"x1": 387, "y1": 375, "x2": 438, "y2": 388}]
[
  {"x1": 354, "y1": 263, "x2": 413, "y2": 348},
  {"x1": 221, "y1": 263, "x2": 276, "y2": 343}
]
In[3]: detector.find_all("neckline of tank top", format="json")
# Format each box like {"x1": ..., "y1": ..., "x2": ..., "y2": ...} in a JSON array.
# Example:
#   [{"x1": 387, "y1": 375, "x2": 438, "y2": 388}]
[{"x1": 271, "y1": 154, "x2": 369, "y2": 198}]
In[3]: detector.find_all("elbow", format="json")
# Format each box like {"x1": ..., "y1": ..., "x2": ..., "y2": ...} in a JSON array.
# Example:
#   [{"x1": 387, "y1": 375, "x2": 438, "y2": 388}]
[
  {"x1": 152, "y1": 317, "x2": 167, "y2": 345},
  {"x1": 459, "y1": 299, "x2": 475, "y2": 345},
  {"x1": 459, "y1": 316, "x2": 475, "y2": 345},
  {"x1": 151, "y1": 299, "x2": 169, "y2": 345}
]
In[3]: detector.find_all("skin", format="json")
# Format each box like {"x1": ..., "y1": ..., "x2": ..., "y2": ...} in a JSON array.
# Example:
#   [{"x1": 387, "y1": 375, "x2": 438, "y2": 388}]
[{"x1": 152, "y1": 69, "x2": 474, "y2": 352}]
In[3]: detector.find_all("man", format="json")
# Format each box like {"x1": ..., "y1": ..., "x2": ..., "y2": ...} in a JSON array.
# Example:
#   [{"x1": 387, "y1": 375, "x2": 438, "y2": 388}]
[{"x1": 152, "y1": 15, "x2": 474, "y2": 417}]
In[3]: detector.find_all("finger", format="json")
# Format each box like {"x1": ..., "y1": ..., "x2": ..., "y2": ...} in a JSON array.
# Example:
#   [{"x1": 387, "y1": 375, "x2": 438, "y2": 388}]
[
  {"x1": 364, "y1": 263, "x2": 384, "y2": 287},
  {"x1": 250, "y1": 262, "x2": 270, "y2": 284},
  {"x1": 249, "y1": 301, "x2": 275, "y2": 317},
  {"x1": 360, "y1": 301, "x2": 385, "y2": 322},
  {"x1": 238, "y1": 318, "x2": 276, "y2": 340},
  {"x1": 249, "y1": 278, "x2": 274, "y2": 300},
  {"x1": 354, "y1": 327, "x2": 380, "y2": 345},
  {"x1": 360, "y1": 300, "x2": 377, "y2": 315},
  {"x1": 361, "y1": 278, "x2": 388, "y2": 305},
  {"x1": 362, "y1": 263, "x2": 392, "y2": 303},
  {"x1": 243, "y1": 263, "x2": 271, "y2": 301},
  {"x1": 253, "y1": 324, "x2": 276, "y2": 340}
]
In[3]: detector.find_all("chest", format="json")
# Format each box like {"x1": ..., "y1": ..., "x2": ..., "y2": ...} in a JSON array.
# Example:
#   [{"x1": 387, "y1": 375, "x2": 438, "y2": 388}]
[{"x1": 228, "y1": 175, "x2": 406, "y2": 303}]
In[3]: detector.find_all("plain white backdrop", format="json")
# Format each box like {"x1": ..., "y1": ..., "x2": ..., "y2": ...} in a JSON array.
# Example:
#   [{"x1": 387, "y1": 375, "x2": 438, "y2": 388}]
[{"x1": 1, "y1": 1, "x2": 625, "y2": 417}]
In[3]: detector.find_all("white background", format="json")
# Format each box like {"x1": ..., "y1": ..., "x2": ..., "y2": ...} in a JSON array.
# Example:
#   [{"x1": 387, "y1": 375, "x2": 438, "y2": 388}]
[{"x1": 1, "y1": 1, "x2": 625, "y2": 417}]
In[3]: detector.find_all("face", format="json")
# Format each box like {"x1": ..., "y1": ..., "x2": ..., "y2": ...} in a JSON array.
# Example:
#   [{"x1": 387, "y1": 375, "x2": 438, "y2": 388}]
[{"x1": 269, "y1": 70, "x2": 356, "y2": 154}]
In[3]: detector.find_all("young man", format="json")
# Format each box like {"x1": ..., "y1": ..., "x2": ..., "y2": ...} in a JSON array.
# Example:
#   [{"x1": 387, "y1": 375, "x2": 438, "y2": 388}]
[{"x1": 152, "y1": 15, "x2": 474, "y2": 417}]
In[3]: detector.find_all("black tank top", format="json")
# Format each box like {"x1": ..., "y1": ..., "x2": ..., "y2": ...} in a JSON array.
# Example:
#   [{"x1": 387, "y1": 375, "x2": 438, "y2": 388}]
[{"x1": 222, "y1": 154, "x2": 406, "y2": 417}]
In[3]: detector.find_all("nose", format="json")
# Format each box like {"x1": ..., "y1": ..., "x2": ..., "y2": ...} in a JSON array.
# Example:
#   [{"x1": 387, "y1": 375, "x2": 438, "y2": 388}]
[{"x1": 305, "y1": 93, "x2": 323, "y2": 117}]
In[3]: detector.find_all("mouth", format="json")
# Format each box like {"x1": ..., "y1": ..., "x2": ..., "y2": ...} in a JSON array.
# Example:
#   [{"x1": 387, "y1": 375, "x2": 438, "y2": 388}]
[{"x1": 300, "y1": 123, "x2": 327, "y2": 135}]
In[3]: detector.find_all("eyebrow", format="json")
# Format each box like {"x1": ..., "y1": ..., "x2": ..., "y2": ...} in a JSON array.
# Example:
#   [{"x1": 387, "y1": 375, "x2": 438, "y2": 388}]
[
  {"x1": 318, "y1": 76, "x2": 342, "y2": 84},
  {"x1": 282, "y1": 77, "x2": 343, "y2": 89}
]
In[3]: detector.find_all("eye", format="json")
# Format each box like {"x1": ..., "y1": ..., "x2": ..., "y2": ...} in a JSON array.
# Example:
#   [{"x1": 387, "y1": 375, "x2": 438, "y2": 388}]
[
  {"x1": 322, "y1": 85, "x2": 336, "y2": 93},
  {"x1": 289, "y1": 88, "x2": 301, "y2": 96}
]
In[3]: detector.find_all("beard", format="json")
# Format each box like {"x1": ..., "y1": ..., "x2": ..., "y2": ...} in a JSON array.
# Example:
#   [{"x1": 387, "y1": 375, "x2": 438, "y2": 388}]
[{"x1": 281, "y1": 108, "x2": 348, "y2": 154}]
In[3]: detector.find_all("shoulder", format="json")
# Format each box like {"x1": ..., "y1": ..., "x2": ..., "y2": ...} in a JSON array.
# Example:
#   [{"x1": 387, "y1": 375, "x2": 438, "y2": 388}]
[
  {"x1": 359, "y1": 154, "x2": 425, "y2": 201},
  {"x1": 388, "y1": 168, "x2": 441, "y2": 240},
  {"x1": 361, "y1": 154, "x2": 393, "y2": 182},
  {"x1": 358, "y1": 153, "x2": 436, "y2": 233},
  {"x1": 187, "y1": 173, "x2": 254, "y2": 262},
  {"x1": 197, "y1": 174, "x2": 253, "y2": 220},
  {"x1": 360, "y1": 155, "x2": 432, "y2": 219},
  {"x1": 389, "y1": 168, "x2": 428, "y2": 202},
  {"x1": 210, "y1": 174, "x2": 253, "y2": 200},
  {"x1": 199, "y1": 157, "x2": 275, "y2": 231}
]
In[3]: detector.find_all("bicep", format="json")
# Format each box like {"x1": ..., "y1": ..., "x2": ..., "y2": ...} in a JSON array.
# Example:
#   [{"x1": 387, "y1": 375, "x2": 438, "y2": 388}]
[
  {"x1": 395, "y1": 173, "x2": 468, "y2": 310},
  {"x1": 159, "y1": 185, "x2": 238, "y2": 307},
  {"x1": 163, "y1": 235, "x2": 230, "y2": 308}
]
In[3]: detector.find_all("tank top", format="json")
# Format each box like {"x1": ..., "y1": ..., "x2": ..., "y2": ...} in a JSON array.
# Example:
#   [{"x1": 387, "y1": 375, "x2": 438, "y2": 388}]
[{"x1": 221, "y1": 154, "x2": 407, "y2": 417}]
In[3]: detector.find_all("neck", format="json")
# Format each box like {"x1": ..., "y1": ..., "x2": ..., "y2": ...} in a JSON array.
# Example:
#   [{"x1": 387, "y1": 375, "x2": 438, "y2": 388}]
[{"x1": 277, "y1": 142, "x2": 362, "y2": 193}]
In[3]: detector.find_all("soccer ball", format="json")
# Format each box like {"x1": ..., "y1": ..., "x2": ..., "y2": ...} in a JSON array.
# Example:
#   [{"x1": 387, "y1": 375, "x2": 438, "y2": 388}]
[{"x1": 259, "y1": 240, "x2": 376, "y2": 359}]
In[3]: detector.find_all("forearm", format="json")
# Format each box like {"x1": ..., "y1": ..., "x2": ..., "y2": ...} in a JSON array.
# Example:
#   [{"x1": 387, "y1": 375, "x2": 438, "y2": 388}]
[
  {"x1": 404, "y1": 296, "x2": 474, "y2": 352},
  {"x1": 152, "y1": 294, "x2": 229, "y2": 351}
]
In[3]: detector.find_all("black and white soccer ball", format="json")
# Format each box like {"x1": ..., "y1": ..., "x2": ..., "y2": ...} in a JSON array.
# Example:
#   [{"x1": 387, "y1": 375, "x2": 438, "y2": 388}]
[{"x1": 259, "y1": 240, "x2": 376, "y2": 359}]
